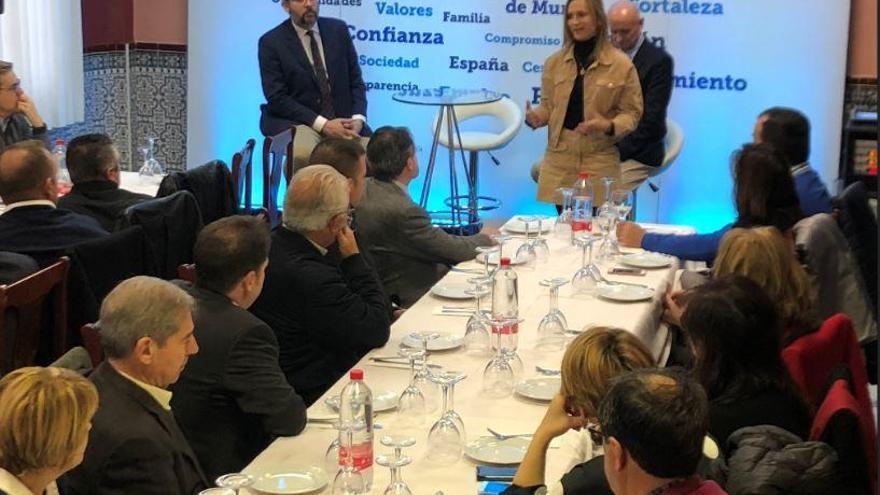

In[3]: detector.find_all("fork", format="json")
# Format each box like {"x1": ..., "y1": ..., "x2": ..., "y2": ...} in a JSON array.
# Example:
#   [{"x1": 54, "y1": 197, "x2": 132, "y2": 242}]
[
  {"x1": 535, "y1": 366, "x2": 561, "y2": 376},
  {"x1": 588, "y1": 265, "x2": 650, "y2": 289},
  {"x1": 486, "y1": 427, "x2": 534, "y2": 441}
]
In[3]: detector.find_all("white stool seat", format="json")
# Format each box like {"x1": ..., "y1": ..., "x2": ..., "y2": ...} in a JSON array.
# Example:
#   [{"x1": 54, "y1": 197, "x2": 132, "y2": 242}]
[{"x1": 434, "y1": 97, "x2": 522, "y2": 152}]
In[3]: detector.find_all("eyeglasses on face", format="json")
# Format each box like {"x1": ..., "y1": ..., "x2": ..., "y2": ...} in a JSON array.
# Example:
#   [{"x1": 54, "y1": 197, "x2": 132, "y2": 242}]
[{"x1": 0, "y1": 80, "x2": 21, "y2": 93}]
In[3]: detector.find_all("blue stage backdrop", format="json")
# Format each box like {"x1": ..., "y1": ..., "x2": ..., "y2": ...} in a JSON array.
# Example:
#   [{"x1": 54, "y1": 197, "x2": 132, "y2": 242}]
[{"x1": 187, "y1": 0, "x2": 851, "y2": 232}]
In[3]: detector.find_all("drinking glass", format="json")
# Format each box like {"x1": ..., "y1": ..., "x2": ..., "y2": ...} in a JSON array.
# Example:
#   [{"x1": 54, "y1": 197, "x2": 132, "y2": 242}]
[
  {"x1": 595, "y1": 177, "x2": 621, "y2": 261},
  {"x1": 482, "y1": 318, "x2": 518, "y2": 398},
  {"x1": 464, "y1": 277, "x2": 492, "y2": 356},
  {"x1": 375, "y1": 455, "x2": 413, "y2": 495},
  {"x1": 475, "y1": 246, "x2": 499, "y2": 276},
  {"x1": 215, "y1": 473, "x2": 254, "y2": 495},
  {"x1": 612, "y1": 189, "x2": 633, "y2": 222},
  {"x1": 332, "y1": 429, "x2": 366, "y2": 495},
  {"x1": 409, "y1": 332, "x2": 440, "y2": 413},
  {"x1": 138, "y1": 146, "x2": 153, "y2": 177},
  {"x1": 396, "y1": 348, "x2": 427, "y2": 428},
  {"x1": 491, "y1": 234, "x2": 513, "y2": 263},
  {"x1": 536, "y1": 278, "x2": 569, "y2": 351},
  {"x1": 571, "y1": 236, "x2": 599, "y2": 296},
  {"x1": 146, "y1": 136, "x2": 164, "y2": 176},
  {"x1": 554, "y1": 187, "x2": 575, "y2": 240},
  {"x1": 514, "y1": 217, "x2": 537, "y2": 268},
  {"x1": 324, "y1": 422, "x2": 343, "y2": 476},
  {"x1": 434, "y1": 371, "x2": 467, "y2": 439},
  {"x1": 427, "y1": 372, "x2": 467, "y2": 465},
  {"x1": 530, "y1": 216, "x2": 551, "y2": 262},
  {"x1": 380, "y1": 435, "x2": 417, "y2": 459}
]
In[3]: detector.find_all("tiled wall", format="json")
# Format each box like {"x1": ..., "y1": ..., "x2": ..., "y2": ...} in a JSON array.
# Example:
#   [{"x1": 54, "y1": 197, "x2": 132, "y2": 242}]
[{"x1": 49, "y1": 48, "x2": 187, "y2": 173}]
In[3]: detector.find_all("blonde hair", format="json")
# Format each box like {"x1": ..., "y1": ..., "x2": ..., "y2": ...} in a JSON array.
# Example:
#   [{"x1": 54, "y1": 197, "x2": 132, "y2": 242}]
[
  {"x1": 282, "y1": 164, "x2": 349, "y2": 232},
  {"x1": 713, "y1": 227, "x2": 816, "y2": 331},
  {"x1": 0, "y1": 367, "x2": 98, "y2": 475},
  {"x1": 561, "y1": 327, "x2": 654, "y2": 417},
  {"x1": 563, "y1": 0, "x2": 611, "y2": 53}
]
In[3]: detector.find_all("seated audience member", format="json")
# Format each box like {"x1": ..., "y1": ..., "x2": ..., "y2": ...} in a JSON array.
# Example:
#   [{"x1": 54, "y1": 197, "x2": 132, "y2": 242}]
[
  {"x1": 171, "y1": 216, "x2": 307, "y2": 481},
  {"x1": 356, "y1": 126, "x2": 495, "y2": 307},
  {"x1": 0, "y1": 140, "x2": 107, "y2": 256},
  {"x1": 711, "y1": 227, "x2": 819, "y2": 345},
  {"x1": 58, "y1": 133, "x2": 151, "y2": 231},
  {"x1": 250, "y1": 165, "x2": 390, "y2": 405},
  {"x1": 617, "y1": 143, "x2": 802, "y2": 262},
  {"x1": 0, "y1": 251, "x2": 37, "y2": 284},
  {"x1": 0, "y1": 367, "x2": 98, "y2": 495},
  {"x1": 753, "y1": 107, "x2": 832, "y2": 216},
  {"x1": 509, "y1": 368, "x2": 725, "y2": 495},
  {"x1": 0, "y1": 61, "x2": 47, "y2": 151},
  {"x1": 307, "y1": 137, "x2": 366, "y2": 207},
  {"x1": 679, "y1": 276, "x2": 811, "y2": 448},
  {"x1": 507, "y1": 328, "x2": 654, "y2": 495},
  {"x1": 62, "y1": 276, "x2": 208, "y2": 495}
]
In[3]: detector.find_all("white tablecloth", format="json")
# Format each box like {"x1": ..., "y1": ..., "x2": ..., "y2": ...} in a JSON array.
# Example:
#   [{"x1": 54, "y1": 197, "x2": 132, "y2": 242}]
[
  {"x1": 119, "y1": 171, "x2": 161, "y2": 197},
  {"x1": 242, "y1": 219, "x2": 696, "y2": 494}
]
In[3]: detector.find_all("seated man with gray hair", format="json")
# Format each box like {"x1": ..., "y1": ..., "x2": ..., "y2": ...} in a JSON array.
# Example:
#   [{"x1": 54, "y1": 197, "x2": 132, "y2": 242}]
[
  {"x1": 62, "y1": 276, "x2": 208, "y2": 495},
  {"x1": 250, "y1": 165, "x2": 390, "y2": 405}
]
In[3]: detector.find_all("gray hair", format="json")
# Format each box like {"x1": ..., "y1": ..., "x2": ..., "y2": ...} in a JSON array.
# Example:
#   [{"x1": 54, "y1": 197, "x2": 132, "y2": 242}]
[
  {"x1": 98, "y1": 276, "x2": 195, "y2": 359},
  {"x1": 282, "y1": 164, "x2": 349, "y2": 232}
]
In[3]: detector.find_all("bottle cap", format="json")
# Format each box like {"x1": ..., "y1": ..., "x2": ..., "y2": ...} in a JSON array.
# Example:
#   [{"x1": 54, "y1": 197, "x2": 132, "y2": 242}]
[
  {"x1": 577, "y1": 172, "x2": 590, "y2": 179},
  {"x1": 500, "y1": 257, "x2": 511, "y2": 266},
  {"x1": 55, "y1": 138, "x2": 65, "y2": 145},
  {"x1": 350, "y1": 369, "x2": 364, "y2": 380}
]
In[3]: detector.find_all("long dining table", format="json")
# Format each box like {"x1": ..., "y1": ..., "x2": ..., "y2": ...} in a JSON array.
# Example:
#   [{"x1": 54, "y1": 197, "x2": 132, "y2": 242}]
[{"x1": 241, "y1": 218, "x2": 696, "y2": 495}]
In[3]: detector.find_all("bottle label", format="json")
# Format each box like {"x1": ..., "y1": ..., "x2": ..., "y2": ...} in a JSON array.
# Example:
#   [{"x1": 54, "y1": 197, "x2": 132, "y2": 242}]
[
  {"x1": 339, "y1": 442, "x2": 374, "y2": 471},
  {"x1": 491, "y1": 321, "x2": 519, "y2": 335},
  {"x1": 572, "y1": 219, "x2": 592, "y2": 232}
]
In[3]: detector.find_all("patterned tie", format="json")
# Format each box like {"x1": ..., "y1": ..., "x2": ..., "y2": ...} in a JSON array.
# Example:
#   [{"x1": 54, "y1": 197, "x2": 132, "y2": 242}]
[{"x1": 306, "y1": 30, "x2": 336, "y2": 119}]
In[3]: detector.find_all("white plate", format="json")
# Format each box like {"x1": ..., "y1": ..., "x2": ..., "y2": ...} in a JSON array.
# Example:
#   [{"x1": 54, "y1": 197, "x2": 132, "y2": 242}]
[
  {"x1": 503, "y1": 216, "x2": 554, "y2": 234},
  {"x1": 251, "y1": 466, "x2": 328, "y2": 494},
  {"x1": 324, "y1": 389, "x2": 398, "y2": 412},
  {"x1": 465, "y1": 436, "x2": 531, "y2": 464},
  {"x1": 619, "y1": 252, "x2": 675, "y2": 268},
  {"x1": 401, "y1": 333, "x2": 464, "y2": 351},
  {"x1": 515, "y1": 377, "x2": 561, "y2": 402},
  {"x1": 476, "y1": 251, "x2": 528, "y2": 266},
  {"x1": 430, "y1": 282, "x2": 475, "y2": 299},
  {"x1": 596, "y1": 284, "x2": 655, "y2": 302}
]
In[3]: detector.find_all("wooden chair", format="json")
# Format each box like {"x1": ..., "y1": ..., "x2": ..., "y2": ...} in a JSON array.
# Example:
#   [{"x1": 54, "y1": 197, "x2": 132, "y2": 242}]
[
  {"x1": 231, "y1": 138, "x2": 257, "y2": 215},
  {"x1": 0, "y1": 257, "x2": 70, "y2": 374},
  {"x1": 263, "y1": 127, "x2": 296, "y2": 227},
  {"x1": 177, "y1": 263, "x2": 196, "y2": 283},
  {"x1": 80, "y1": 323, "x2": 103, "y2": 368}
]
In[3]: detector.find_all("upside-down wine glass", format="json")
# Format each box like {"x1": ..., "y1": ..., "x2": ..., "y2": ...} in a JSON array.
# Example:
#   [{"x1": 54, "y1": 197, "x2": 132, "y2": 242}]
[
  {"x1": 595, "y1": 177, "x2": 620, "y2": 261},
  {"x1": 396, "y1": 347, "x2": 427, "y2": 429},
  {"x1": 409, "y1": 331, "x2": 441, "y2": 413},
  {"x1": 375, "y1": 454, "x2": 414, "y2": 495},
  {"x1": 554, "y1": 187, "x2": 575, "y2": 240},
  {"x1": 464, "y1": 277, "x2": 492, "y2": 356},
  {"x1": 536, "y1": 278, "x2": 569, "y2": 351},
  {"x1": 491, "y1": 234, "x2": 513, "y2": 264},
  {"x1": 332, "y1": 429, "x2": 366, "y2": 495},
  {"x1": 427, "y1": 372, "x2": 467, "y2": 465},
  {"x1": 514, "y1": 217, "x2": 537, "y2": 268},
  {"x1": 475, "y1": 245, "x2": 499, "y2": 277},
  {"x1": 571, "y1": 236, "x2": 600, "y2": 296},
  {"x1": 530, "y1": 216, "x2": 551, "y2": 262},
  {"x1": 482, "y1": 317, "x2": 519, "y2": 398},
  {"x1": 214, "y1": 474, "x2": 254, "y2": 495}
]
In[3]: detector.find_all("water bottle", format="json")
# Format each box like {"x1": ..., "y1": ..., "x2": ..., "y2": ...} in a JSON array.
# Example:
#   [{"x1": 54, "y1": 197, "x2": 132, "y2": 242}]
[
  {"x1": 338, "y1": 369, "x2": 374, "y2": 489},
  {"x1": 490, "y1": 258, "x2": 519, "y2": 352},
  {"x1": 571, "y1": 172, "x2": 593, "y2": 234},
  {"x1": 52, "y1": 138, "x2": 72, "y2": 195}
]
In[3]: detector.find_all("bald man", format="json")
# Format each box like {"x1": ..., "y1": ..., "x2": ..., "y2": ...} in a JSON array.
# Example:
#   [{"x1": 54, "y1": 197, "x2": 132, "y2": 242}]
[
  {"x1": 608, "y1": 1, "x2": 674, "y2": 193},
  {"x1": 0, "y1": 140, "x2": 107, "y2": 257}
]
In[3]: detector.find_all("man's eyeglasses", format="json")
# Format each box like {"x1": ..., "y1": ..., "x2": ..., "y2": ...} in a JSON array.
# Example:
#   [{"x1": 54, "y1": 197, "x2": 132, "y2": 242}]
[
  {"x1": 587, "y1": 423, "x2": 606, "y2": 445},
  {"x1": 0, "y1": 80, "x2": 22, "y2": 93}
]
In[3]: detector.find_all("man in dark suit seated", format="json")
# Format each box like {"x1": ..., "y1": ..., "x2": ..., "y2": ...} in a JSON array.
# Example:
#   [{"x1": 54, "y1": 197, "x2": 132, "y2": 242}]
[
  {"x1": 608, "y1": 1, "x2": 674, "y2": 193},
  {"x1": 62, "y1": 276, "x2": 208, "y2": 495},
  {"x1": 57, "y1": 133, "x2": 152, "y2": 231},
  {"x1": 250, "y1": 165, "x2": 390, "y2": 405},
  {"x1": 259, "y1": 0, "x2": 370, "y2": 172},
  {"x1": 356, "y1": 127, "x2": 496, "y2": 308},
  {"x1": 172, "y1": 216, "x2": 308, "y2": 481},
  {"x1": 0, "y1": 140, "x2": 107, "y2": 257}
]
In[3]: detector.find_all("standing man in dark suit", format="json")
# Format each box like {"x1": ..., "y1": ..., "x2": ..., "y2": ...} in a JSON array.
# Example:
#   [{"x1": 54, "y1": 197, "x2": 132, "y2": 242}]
[
  {"x1": 172, "y1": 216, "x2": 308, "y2": 481},
  {"x1": 357, "y1": 127, "x2": 496, "y2": 308},
  {"x1": 0, "y1": 140, "x2": 107, "y2": 258},
  {"x1": 250, "y1": 165, "x2": 390, "y2": 405},
  {"x1": 58, "y1": 133, "x2": 152, "y2": 231},
  {"x1": 62, "y1": 276, "x2": 208, "y2": 495},
  {"x1": 608, "y1": 1, "x2": 674, "y2": 193},
  {"x1": 259, "y1": 0, "x2": 369, "y2": 172}
]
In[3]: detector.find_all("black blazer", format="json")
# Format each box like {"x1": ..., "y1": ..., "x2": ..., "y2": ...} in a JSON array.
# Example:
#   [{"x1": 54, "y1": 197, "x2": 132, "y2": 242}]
[
  {"x1": 171, "y1": 284, "x2": 308, "y2": 481},
  {"x1": 57, "y1": 180, "x2": 152, "y2": 232},
  {"x1": 157, "y1": 160, "x2": 237, "y2": 224},
  {"x1": 258, "y1": 17, "x2": 369, "y2": 136},
  {"x1": 0, "y1": 205, "x2": 108, "y2": 260},
  {"x1": 61, "y1": 362, "x2": 208, "y2": 495},
  {"x1": 616, "y1": 40, "x2": 674, "y2": 168},
  {"x1": 250, "y1": 228, "x2": 390, "y2": 405}
]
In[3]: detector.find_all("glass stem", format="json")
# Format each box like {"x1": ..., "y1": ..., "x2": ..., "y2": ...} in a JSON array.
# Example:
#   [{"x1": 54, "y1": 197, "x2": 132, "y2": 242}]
[
  {"x1": 581, "y1": 244, "x2": 587, "y2": 269},
  {"x1": 549, "y1": 286, "x2": 559, "y2": 312},
  {"x1": 448, "y1": 384, "x2": 455, "y2": 413},
  {"x1": 441, "y1": 383, "x2": 450, "y2": 415},
  {"x1": 473, "y1": 282, "x2": 482, "y2": 314},
  {"x1": 390, "y1": 466, "x2": 400, "y2": 484}
]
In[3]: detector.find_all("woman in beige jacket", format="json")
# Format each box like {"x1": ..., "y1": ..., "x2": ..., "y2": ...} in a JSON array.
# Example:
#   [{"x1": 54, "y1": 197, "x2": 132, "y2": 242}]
[{"x1": 526, "y1": 0, "x2": 643, "y2": 208}]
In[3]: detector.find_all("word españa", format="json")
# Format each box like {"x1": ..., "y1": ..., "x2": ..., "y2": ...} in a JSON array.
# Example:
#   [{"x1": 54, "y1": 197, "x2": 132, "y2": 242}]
[
  {"x1": 449, "y1": 56, "x2": 510, "y2": 73},
  {"x1": 347, "y1": 25, "x2": 444, "y2": 44}
]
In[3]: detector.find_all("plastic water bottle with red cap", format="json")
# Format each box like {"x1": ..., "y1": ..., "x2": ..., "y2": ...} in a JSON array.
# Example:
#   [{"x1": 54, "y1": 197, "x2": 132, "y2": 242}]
[
  {"x1": 490, "y1": 257, "x2": 519, "y2": 352},
  {"x1": 52, "y1": 138, "x2": 72, "y2": 195},
  {"x1": 571, "y1": 172, "x2": 593, "y2": 235},
  {"x1": 337, "y1": 369, "x2": 374, "y2": 490}
]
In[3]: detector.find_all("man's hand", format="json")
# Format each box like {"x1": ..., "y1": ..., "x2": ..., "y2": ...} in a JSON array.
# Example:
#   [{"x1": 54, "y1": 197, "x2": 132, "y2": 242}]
[
  {"x1": 525, "y1": 100, "x2": 548, "y2": 129},
  {"x1": 322, "y1": 118, "x2": 358, "y2": 139},
  {"x1": 336, "y1": 225, "x2": 360, "y2": 258},
  {"x1": 535, "y1": 394, "x2": 588, "y2": 440},
  {"x1": 480, "y1": 226, "x2": 501, "y2": 238},
  {"x1": 663, "y1": 289, "x2": 688, "y2": 327},
  {"x1": 344, "y1": 119, "x2": 364, "y2": 136},
  {"x1": 17, "y1": 93, "x2": 44, "y2": 128},
  {"x1": 616, "y1": 221, "x2": 645, "y2": 248}
]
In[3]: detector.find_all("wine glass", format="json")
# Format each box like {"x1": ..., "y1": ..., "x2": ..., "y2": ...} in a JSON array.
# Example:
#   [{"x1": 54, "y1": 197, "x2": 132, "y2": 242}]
[
  {"x1": 324, "y1": 421, "x2": 343, "y2": 476},
  {"x1": 554, "y1": 187, "x2": 575, "y2": 240},
  {"x1": 434, "y1": 371, "x2": 467, "y2": 439},
  {"x1": 375, "y1": 455, "x2": 413, "y2": 495},
  {"x1": 427, "y1": 372, "x2": 467, "y2": 465},
  {"x1": 215, "y1": 473, "x2": 254, "y2": 495},
  {"x1": 138, "y1": 146, "x2": 153, "y2": 177},
  {"x1": 530, "y1": 216, "x2": 551, "y2": 262},
  {"x1": 396, "y1": 348, "x2": 427, "y2": 428},
  {"x1": 491, "y1": 234, "x2": 512, "y2": 263},
  {"x1": 475, "y1": 246, "x2": 499, "y2": 276},
  {"x1": 571, "y1": 236, "x2": 600, "y2": 296},
  {"x1": 381, "y1": 435, "x2": 417, "y2": 459},
  {"x1": 332, "y1": 430, "x2": 366, "y2": 494},
  {"x1": 464, "y1": 277, "x2": 492, "y2": 356},
  {"x1": 612, "y1": 189, "x2": 633, "y2": 222},
  {"x1": 409, "y1": 332, "x2": 440, "y2": 413},
  {"x1": 536, "y1": 278, "x2": 569, "y2": 351},
  {"x1": 514, "y1": 217, "x2": 537, "y2": 268},
  {"x1": 146, "y1": 136, "x2": 165, "y2": 176},
  {"x1": 482, "y1": 317, "x2": 518, "y2": 398}
]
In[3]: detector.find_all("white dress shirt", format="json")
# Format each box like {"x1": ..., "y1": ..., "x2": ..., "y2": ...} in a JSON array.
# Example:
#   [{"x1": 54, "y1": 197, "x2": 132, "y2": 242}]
[{"x1": 0, "y1": 468, "x2": 35, "y2": 495}]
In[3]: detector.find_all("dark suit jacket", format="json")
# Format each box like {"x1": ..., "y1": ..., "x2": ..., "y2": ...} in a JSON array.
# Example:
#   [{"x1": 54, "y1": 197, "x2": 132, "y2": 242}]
[
  {"x1": 61, "y1": 362, "x2": 208, "y2": 495},
  {"x1": 171, "y1": 284, "x2": 308, "y2": 481},
  {"x1": 157, "y1": 160, "x2": 237, "y2": 224},
  {"x1": 0, "y1": 205, "x2": 108, "y2": 260},
  {"x1": 356, "y1": 179, "x2": 494, "y2": 308},
  {"x1": 616, "y1": 39, "x2": 674, "y2": 168},
  {"x1": 250, "y1": 228, "x2": 390, "y2": 405},
  {"x1": 258, "y1": 17, "x2": 369, "y2": 136},
  {"x1": 58, "y1": 180, "x2": 152, "y2": 232}
]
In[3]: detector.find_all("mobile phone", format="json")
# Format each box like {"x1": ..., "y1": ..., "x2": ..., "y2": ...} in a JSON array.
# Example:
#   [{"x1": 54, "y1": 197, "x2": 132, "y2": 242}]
[
  {"x1": 476, "y1": 465, "x2": 517, "y2": 481},
  {"x1": 479, "y1": 481, "x2": 512, "y2": 494},
  {"x1": 609, "y1": 267, "x2": 645, "y2": 276}
]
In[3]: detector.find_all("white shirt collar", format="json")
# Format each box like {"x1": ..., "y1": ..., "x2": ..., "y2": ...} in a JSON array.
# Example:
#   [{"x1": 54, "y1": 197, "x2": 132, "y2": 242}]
[
  {"x1": 305, "y1": 235, "x2": 329, "y2": 256},
  {"x1": 790, "y1": 161, "x2": 809, "y2": 175},
  {"x1": 626, "y1": 33, "x2": 646, "y2": 60},
  {"x1": 392, "y1": 180, "x2": 410, "y2": 195},
  {"x1": 291, "y1": 19, "x2": 320, "y2": 38},
  {"x1": 2, "y1": 199, "x2": 56, "y2": 214},
  {"x1": 0, "y1": 468, "x2": 35, "y2": 495},
  {"x1": 115, "y1": 368, "x2": 173, "y2": 411}
]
